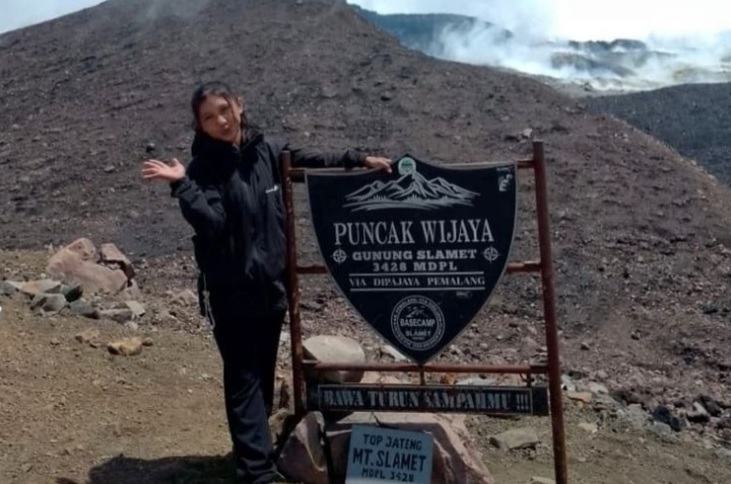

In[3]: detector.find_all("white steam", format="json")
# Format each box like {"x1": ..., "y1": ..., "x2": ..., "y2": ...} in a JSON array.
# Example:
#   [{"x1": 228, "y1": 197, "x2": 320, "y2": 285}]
[{"x1": 349, "y1": 0, "x2": 731, "y2": 91}]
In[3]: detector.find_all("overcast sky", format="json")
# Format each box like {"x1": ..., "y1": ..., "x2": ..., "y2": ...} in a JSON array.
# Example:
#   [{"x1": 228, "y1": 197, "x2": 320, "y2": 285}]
[
  {"x1": 0, "y1": 0, "x2": 104, "y2": 33},
  {"x1": 2, "y1": 0, "x2": 731, "y2": 40}
]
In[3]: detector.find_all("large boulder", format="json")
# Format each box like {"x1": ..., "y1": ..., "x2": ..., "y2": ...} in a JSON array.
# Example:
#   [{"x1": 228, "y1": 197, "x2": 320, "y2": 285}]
[
  {"x1": 46, "y1": 238, "x2": 136, "y2": 296},
  {"x1": 303, "y1": 335, "x2": 367, "y2": 384},
  {"x1": 277, "y1": 411, "x2": 494, "y2": 484}
]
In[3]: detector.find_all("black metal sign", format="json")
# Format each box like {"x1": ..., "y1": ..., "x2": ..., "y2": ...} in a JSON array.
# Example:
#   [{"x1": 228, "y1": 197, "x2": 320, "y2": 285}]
[
  {"x1": 306, "y1": 155, "x2": 517, "y2": 363},
  {"x1": 309, "y1": 383, "x2": 549, "y2": 416}
]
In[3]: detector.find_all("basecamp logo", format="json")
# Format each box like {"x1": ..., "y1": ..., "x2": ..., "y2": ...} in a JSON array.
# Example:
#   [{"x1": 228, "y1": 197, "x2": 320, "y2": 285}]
[{"x1": 390, "y1": 296, "x2": 445, "y2": 351}]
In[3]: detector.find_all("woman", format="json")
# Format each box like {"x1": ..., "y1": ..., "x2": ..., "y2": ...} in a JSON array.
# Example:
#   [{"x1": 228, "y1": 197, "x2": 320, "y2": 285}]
[{"x1": 141, "y1": 81, "x2": 391, "y2": 483}]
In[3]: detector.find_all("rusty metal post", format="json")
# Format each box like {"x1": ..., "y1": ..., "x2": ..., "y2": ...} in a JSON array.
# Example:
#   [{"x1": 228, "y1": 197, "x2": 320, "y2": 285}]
[
  {"x1": 532, "y1": 141, "x2": 568, "y2": 484},
  {"x1": 280, "y1": 151, "x2": 306, "y2": 417}
]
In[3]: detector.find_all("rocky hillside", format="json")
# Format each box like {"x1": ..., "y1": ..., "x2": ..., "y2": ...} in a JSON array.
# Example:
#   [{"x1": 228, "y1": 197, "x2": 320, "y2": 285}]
[
  {"x1": 1, "y1": 0, "x2": 731, "y2": 444},
  {"x1": 589, "y1": 82, "x2": 731, "y2": 185}
]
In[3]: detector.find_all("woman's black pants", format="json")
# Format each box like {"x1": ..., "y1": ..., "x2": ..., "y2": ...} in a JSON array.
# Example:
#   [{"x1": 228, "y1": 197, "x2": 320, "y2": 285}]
[{"x1": 211, "y1": 308, "x2": 284, "y2": 484}]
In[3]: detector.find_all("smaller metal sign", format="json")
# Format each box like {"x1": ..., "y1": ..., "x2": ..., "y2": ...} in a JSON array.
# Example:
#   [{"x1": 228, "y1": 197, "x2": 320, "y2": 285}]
[
  {"x1": 346, "y1": 425, "x2": 433, "y2": 484},
  {"x1": 310, "y1": 383, "x2": 549, "y2": 416}
]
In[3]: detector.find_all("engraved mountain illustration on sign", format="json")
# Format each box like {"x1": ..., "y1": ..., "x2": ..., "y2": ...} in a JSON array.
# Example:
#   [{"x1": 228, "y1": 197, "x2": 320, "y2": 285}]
[{"x1": 344, "y1": 171, "x2": 479, "y2": 211}]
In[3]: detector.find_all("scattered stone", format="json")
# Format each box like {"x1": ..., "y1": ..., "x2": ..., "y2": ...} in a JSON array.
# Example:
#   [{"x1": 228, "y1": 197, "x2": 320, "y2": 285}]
[
  {"x1": 100, "y1": 308, "x2": 134, "y2": 323},
  {"x1": 20, "y1": 279, "x2": 62, "y2": 297},
  {"x1": 75, "y1": 328, "x2": 101, "y2": 346},
  {"x1": 50, "y1": 337, "x2": 61, "y2": 346},
  {"x1": 61, "y1": 283, "x2": 83, "y2": 302},
  {"x1": 687, "y1": 402, "x2": 711, "y2": 424},
  {"x1": 595, "y1": 370, "x2": 609, "y2": 380},
  {"x1": 124, "y1": 300, "x2": 146, "y2": 319},
  {"x1": 69, "y1": 299, "x2": 100, "y2": 319},
  {"x1": 588, "y1": 382, "x2": 609, "y2": 395},
  {"x1": 30, "y1": 293, "x2": 68, "y2": 313},
  {"x1": 107, "y1": 337, "x2": 144, "y2": 356},
  {"x1": 530, "y1": 478, "x2": 556, "y2": 484},
  {"x1": 457, "y1": 377, "x2": 496, "y2": 386},
  {"x1": 303, "y1": 335, "x2": 366, "y2": 384},
  {"x1": 580, "y1": 342, "x2": 591, "y2": 351},
  {"x1": 145, "y1": 142, "x2": 156, "y2": 153},
  {"x1": 652, "y1": 405, "x2": 687, "y2": 432},
  {"x1": 699, "y1": 395, "x2": 723, "y2": 417},
  {"x1": 490, "y1": 427, "x2": 540, "y2": 451},
  {"x1": 124, "y1": 321, "x2": 139, "y2": 331},
  {"x1": 1, "y1": 280, "x2": 23, "y2": 296},
  {"x1": 561, "y1": 374, "x2": 576, "y2": 392},
  {"x1": 380, "y1": 344, "x2": 407, "y2": 361},
  {"x1": 172, "y1": 289, "x2": 198, "y2": 306},
  {"x1": 578, "y1": 422, "x2": 598, "y2": 434},
  {"x1": 142, "y1": 337, "x2": 154, "y2": 347},
  {"x1": 567, "y1": 391, "x2": 593, "y2": 404}
]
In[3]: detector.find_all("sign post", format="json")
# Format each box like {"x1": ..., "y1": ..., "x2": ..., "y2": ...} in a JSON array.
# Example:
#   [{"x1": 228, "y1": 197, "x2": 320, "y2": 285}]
[{"x1": 280, "y1": 141, "x2": 567, "y2": 484}]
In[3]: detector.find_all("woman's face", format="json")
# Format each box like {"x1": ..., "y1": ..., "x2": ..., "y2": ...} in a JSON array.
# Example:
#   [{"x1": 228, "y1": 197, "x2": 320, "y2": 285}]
[{"x1": 197, "y1": 94, "x2": 242, "y2": 143}]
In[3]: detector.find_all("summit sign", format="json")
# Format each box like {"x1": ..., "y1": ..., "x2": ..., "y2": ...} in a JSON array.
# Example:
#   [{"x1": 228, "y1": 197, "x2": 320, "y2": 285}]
[{"x1": 306, "y1": 155, "x2": 517, "y2": 363}]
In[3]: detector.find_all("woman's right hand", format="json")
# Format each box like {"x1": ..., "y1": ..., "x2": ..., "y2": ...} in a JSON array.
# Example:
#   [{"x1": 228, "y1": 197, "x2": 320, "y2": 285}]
[{"x1": 141, "y1": 158, "x2": 186, "y2": 182}]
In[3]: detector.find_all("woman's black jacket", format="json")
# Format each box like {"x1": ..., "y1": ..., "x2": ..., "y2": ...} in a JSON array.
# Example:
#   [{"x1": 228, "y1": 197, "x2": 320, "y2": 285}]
[{"x1": 170, "y1": 130, "x2": 366, "y2": 318}]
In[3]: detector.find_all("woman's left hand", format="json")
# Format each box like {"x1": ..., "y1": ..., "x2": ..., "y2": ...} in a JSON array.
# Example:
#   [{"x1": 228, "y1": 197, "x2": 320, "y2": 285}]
[{"x1": 363, "y1": 156, "x2": 392, "y2": 173}]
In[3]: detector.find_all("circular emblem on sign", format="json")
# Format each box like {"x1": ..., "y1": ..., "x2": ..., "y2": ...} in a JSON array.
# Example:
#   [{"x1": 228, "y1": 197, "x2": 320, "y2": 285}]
[
  {"x1": 483, "y1": 246, "x2": 500, "y2": 263},
  {"x1": 398, "y1": 157, "x2": 416, "y2": 176},
  {"x1": 390, "y1": 296, "x2": 445, "y2": 351},
  {"x1": 331, "y1": 248, "x2": 348, "y2": 264}
]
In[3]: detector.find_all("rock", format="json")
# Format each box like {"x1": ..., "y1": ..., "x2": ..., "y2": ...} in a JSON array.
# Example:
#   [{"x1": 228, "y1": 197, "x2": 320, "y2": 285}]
[
  {"x1": 277, "y1": 412, "x2": 327, "y2": 484},
  {"x1": 595, "y1": 370, "x2": 609, "y2": 380},
  {"x1": 69, "y1": 299, "x2": 100, "y2": 319},
  {"x1": 530, "y1": 478, "x2": 556, "y2": 484},
  {"x1": 567, "y1": 391, "x2": 593, "y2": 404},
  {"x1": 46, "y1": 238, "x2": 130, "y2": 295},
  {"x1": 380, "y1": 344, "x2": 407, "y2": 362},
  {"x1": 100, "y1": 308, "x2": 134, "y2": 323},
  {"x1": 99, "y1": 243, "x2": 135, "y2": 279},
  {"x1": 20, "y1": 279, "x2": 62, "y2": 296},
  {"x1": 172, "y1": 289, "x2": 198, "y2": 306},
  {"x1": 490, "y1": 427, "x2": 540, "y2": 451},
  {"x1": 142, "y1": 337, "x2": 154, "y2": 347},
  {"x1": 145, "y1": 142, "x2": 156, "y2": 153},
  {"x1": 578, "y1": 422, "x2": 598, "y2": 434},
  {"x1": 588, "y1": 382, "x2": 609, "y2": 395},
  {"x1": 561, "y1": 374, "x2": 576, "y2": 392},
  {"x1": 316, "y1": 412, "x2": 494, "y2": 484},
  {"x1": 75, "y1": 328, "x2": 101, "y2": 347},
  {"x1": 61, "y1": 283, "x2": 83, "y2": 302},
  {"x1": 124, "y1": 300, "x2": 146, "y2": 319},
  {"x1": 30, "y1": 293, "x2": 67, "y2": 313},
  {"x1": 687, "y1": 402, "x2": 711, "y2": 424},
  {"x1": 652, "y1": 405, "x2": 687, "y2": 432},
  {"x1": 1, "y1": 280, "x2": 23, "y2": 296},
  {"x1": 580, "y1": 342, "x2": 591, "y2": 351},
  {"x1": 107, "y1": 337, "x2": 143, "y2": 356},
  {"x1": 303, "y1": 335, "x2": 366, "y2": 384},
  {"x1": 699, "y1": 395, "x2": 723, "y2": 417},
  {"x1": 457, "y1": 377, "x2": 496, "y2": 386}
]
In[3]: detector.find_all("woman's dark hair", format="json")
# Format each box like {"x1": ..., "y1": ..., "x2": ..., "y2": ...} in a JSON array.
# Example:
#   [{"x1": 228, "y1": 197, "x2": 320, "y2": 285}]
[{"x1": 190, "y1": 81, "x2": 248, "y2": 131}]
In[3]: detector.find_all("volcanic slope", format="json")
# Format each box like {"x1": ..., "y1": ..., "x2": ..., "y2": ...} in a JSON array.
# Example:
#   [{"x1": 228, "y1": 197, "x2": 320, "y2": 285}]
[
  {"x1": 590, "y1": 82, "x2": 731, "y2": 185},
  {"x1": 1, "y1": 0, "x2": 731, "y2": 425}
]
